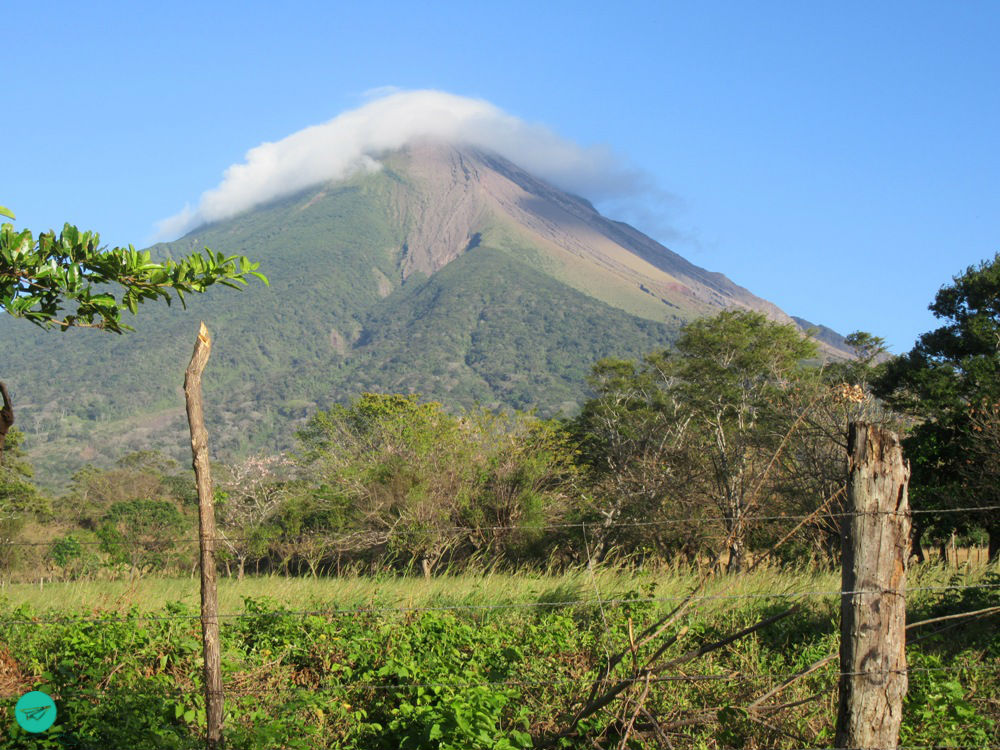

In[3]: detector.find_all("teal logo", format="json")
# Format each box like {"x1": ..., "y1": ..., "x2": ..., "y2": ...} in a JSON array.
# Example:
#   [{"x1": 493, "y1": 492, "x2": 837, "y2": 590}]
[{"x1": 15, "y1": 691, "x2": 56, "y2": 732}]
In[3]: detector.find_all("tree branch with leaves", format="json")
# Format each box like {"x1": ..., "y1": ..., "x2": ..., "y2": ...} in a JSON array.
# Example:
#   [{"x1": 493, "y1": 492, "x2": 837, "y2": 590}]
[{"x1": 0, "y1": 205, "x2": 267, "y2": 333}]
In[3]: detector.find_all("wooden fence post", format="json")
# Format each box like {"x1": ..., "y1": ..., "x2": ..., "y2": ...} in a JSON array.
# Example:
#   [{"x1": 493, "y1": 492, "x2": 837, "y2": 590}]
[
  {"x1": 185, "y1": 322, "x2": 224, "y2": 750},
  {"x1": 835, "y1": 422, "x2": 911, "y2": 749}
]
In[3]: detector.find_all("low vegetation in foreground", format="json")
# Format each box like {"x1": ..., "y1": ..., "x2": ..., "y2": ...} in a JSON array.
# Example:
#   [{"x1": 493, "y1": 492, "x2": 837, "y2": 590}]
[{"x1": 1, "y1": 563, "x2": 998, "y2": 749}]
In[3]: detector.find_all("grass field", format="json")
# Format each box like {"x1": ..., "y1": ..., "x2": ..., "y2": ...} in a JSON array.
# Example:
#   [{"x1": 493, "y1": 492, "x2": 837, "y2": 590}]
[{"x1": 0, "y1": 563, "x2": 844, "y2": 616}]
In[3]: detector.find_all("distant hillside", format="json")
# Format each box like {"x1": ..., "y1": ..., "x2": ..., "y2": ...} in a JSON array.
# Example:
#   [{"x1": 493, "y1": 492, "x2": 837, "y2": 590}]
[
  {"x1": 791, "y1": 316, "x2": 852, "y2": 354},
  {"x1": 0, "y1": 141, "x2": 847, "y2": 486}
]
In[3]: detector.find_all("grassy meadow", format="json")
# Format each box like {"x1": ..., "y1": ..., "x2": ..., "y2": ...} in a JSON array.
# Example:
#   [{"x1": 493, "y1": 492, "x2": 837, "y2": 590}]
[{"x1": 1, "y1": 563, "x2": 842, "y2": 616}]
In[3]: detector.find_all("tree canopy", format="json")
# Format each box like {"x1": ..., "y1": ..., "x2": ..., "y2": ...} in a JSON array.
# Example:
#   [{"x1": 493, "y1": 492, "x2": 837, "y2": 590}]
[
  {"x1": 573, "y1": 310, "x2": 823, "y2": 571},
  {"x1": 875, "y1": 252, "x2": 1000, "y2": 559},
  {"x1": 294, "y1": 393, "x2": 577, "y2": 576}
]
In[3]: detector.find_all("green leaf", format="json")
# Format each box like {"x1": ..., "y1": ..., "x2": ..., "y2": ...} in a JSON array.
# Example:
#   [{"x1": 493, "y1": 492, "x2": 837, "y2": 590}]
[
  {"x1": 0, "y1": 205, "x2": 14, "y2": 220},
  {"x1": 90, "y1": 293, "x2": 117, "y2": 308}
]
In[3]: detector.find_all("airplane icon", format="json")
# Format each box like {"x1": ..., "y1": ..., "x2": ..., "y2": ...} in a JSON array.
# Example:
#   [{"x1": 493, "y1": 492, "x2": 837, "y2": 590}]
[{"x1": 18, "y1": 704, "x2": 51, "y2": 721}]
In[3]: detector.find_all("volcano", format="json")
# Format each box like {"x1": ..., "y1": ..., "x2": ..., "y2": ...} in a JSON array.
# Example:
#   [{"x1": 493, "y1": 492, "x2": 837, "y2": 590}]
[{"x1": 0, "y1": 141, "x2": 847, "y2": 483}]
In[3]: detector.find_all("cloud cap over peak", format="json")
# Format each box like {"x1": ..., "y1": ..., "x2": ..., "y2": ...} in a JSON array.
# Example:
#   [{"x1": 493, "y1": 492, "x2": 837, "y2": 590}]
[{"x1": 156, "y1": 89, "x2": 653, "y2": 240}]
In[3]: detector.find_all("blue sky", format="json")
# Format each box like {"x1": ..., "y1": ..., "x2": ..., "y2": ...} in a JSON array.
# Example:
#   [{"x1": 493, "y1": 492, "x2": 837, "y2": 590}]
[{"x1": 5, "y1": 1, "x2": 998, "y2": 353}]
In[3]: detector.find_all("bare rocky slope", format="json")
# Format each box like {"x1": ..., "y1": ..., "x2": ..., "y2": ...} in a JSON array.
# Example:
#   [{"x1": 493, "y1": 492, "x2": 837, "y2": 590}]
[{"x1": 382, "y1": 142, "x2": 803, "y2": 323}]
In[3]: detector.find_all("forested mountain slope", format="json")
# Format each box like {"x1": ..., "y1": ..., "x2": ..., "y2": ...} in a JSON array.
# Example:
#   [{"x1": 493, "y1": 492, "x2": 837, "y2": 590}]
[{"x1": 1, "y1": 142, "x2": 845, "y2": 484}]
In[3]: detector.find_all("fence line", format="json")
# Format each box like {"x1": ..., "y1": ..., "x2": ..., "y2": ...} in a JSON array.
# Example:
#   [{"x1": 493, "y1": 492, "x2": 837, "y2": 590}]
[
  {"x1": 3, "y1": 490, "x2": 998, "y2": 745},
  {"x1": 5, "y1": 503, "x2": 1000, "y2": 548},
  {"x1": 29, "y1": 662, "x2": 998, "y2": 701},
  {"x1": 205, "y1": 663, "x2": 1000, "y2": 694},
  {"x1": 4, "y1": 581, "x2": 998, "y2": 626}
]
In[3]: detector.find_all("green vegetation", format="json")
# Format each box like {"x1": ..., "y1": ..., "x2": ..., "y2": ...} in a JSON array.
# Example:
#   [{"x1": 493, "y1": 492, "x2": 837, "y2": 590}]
[
  {"x1": 876, "y1": 252, "x2": 1000, "y2": 560},
  {"x1": 570, "y1": 310, "x2": 892, "y2": 573},
  {"x1": 340, "y1": 249, "x2": 679, "y2": 414},
  {"x1": 0, "y1": 565, "x2": 996, "y2": 748},
  {"x1": 0, "y1": 243, "x2": 998, "y2": 747},
  {"x1": 0, "y1": 305, "x2": 977, "y2": 580},
  {"x1": 0, "y1": 173, "x2": 683, "y2": 486}
]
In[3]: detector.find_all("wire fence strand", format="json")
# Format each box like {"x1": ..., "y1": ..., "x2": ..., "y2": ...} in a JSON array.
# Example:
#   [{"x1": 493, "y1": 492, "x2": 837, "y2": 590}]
[
  {"x1": 4, "y1": 502, "x2": 1000, "y2": 548},
  {"x1": 3, "y1": 580, "x2": 998, "y2": 626}
]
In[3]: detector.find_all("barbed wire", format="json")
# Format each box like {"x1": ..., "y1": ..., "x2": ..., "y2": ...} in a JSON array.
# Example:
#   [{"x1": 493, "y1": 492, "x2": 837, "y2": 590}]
[
  {"x1": 4, "y1": 503, "x2": 1000, "y2": 549},
  {"x1": 14, "y1": 662, "x2": 1000, "y2": 700},
  {"x1": 2, "y1": 581, "x2": 997, "y2": 626},
  {"x1": 209, "y1": 662, "x2": 1000, "y2": 695}
]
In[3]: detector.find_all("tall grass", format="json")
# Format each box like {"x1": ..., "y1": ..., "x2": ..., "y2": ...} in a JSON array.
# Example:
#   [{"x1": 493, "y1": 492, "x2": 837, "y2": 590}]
[{"x1": 3, "y1": 559, "x2": 991, "y2": 617}]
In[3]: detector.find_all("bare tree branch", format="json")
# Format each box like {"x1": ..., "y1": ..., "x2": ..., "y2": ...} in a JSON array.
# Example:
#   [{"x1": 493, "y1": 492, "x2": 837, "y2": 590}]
[{"x1": 0, "y1": 382, "x2": 13, "y2": 461}]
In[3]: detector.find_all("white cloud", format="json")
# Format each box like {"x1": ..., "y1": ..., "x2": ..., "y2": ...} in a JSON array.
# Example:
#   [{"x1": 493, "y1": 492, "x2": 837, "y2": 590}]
[{"x1": 155, "y1": 89, "x2": 656, "y2": 239}]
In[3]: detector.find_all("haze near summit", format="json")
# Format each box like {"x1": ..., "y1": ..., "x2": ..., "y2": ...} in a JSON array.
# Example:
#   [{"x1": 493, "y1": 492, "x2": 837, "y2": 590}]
[{"x1": 156, "y1": 90, "x2": 659, "y2": 241}]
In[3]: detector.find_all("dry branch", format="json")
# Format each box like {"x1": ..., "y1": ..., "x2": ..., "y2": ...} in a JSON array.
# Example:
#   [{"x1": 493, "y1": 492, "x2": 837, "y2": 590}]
[
  {"x1": 0, "y1": 382, "x2": 13, "y2": 460},
  {"x1": 554, "y1": 605, "x2": 800, "y2": 743}
]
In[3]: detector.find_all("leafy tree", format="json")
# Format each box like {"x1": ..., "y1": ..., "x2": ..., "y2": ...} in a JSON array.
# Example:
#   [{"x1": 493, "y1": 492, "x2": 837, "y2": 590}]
[
  {"x1": 47, "y1": 534, "x2": 92, "y2": 580},
  {"x1": 0, "y1": 428, "x2": 45, "y2": 574},
  {"x1": 960, "y1": 399, "x2": 1000, "y2": 553},
  {"x1": 875, "y1": 253, "x2": 1000, "y2": 559},
  {"x1": 0, "y1": 428, "x2": 42, "y2": 513},
  {"x1": 217, "y1": 454, "x2": 291, "y2": 579},
  {"x1": 295, "y1": 393, "x2": 485, "y2": 577},
  {"x1": 822, "y1": 331, "x2": 889, "y2": 387},
  {"x1": 460, "y1": 411, "x2": 578, "y2": 563},
  {"x1": 769, "y1": 331, "x2": 901, "y2": 563},
  {"x1": 295, "y1": 393, "x2": 578, "y2": 575},
  {"x1": 573, "y1": 310, "x2": 820, "y2": 571},
  {"x1": 669, "y1": 310, "x2": 819, "y2": 572},
  {"x1": 570, "y1": 356, "x2": 707, "y2": 564},
  {"x1": 97, "y1": 498, "x2": 186, "y2": 579},
  {"x1": 59, "y1": 451, "x2": 185, "y2": 530}
]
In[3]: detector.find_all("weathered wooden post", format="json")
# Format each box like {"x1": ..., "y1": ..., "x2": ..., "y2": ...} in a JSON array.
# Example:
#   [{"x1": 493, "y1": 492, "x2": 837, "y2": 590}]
[
  {"x1": 835, "y1": 422, "x2": 911, "y2": 749},
  {"x1": 185, "y1": 322, "x2": 224, "y2": 750}
]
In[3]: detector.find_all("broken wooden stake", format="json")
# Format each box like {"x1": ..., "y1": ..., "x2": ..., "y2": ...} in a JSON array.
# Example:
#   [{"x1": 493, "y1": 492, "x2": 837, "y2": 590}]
[{"x1": 835, "y1": 422, "x2": 910, "y2": 750}]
